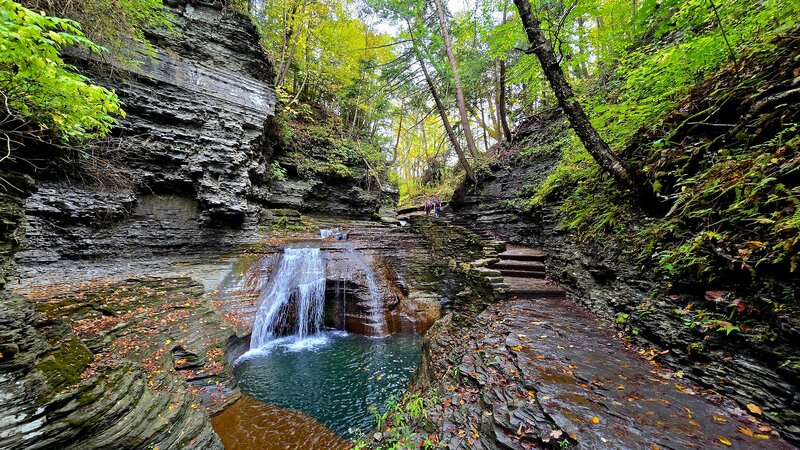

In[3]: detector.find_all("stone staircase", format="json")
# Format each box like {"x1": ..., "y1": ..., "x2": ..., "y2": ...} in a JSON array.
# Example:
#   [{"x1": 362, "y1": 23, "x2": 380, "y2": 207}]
[{"x1": 442, "y1": 213, "x2": 566, "y2": 300}]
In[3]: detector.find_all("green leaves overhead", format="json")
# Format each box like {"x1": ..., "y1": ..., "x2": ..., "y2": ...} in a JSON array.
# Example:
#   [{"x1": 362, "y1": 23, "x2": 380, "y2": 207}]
[{"x1": 0, "y1": 0, "x2": 123, "y2": 143}]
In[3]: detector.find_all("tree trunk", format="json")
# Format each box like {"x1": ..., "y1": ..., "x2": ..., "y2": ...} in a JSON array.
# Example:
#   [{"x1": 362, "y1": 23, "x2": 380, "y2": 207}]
[
  {"x1": 431, "y1": 0, "x2": 480, "y2": 158},
  {"x1": 390, "y1": 100, "x2": 404, "y2": 164},
  {"x1": 497, "y1": 60, "x2": 512, "y2": 141},
  {"x1": 406, "y1": 19, "x2": 476, "y2": 182},
  {"x1": 275, "y1": 0, "x2": 307, "y2": 88},
  {"x1": 419, "y1": 56, "x2": 476, "y2": 182},
  {"x1": 513, "y1": 0, "x2": 648, "y2": 200}
]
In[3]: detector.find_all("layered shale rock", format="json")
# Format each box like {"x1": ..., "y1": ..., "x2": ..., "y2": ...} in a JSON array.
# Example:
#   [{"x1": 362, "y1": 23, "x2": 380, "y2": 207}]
[
  {"x1": 20, "y1": 0, "x2": 276, "y2": 263},
  {"x1": 449, "y1": 105, "x2": 800, "y2": 443}
]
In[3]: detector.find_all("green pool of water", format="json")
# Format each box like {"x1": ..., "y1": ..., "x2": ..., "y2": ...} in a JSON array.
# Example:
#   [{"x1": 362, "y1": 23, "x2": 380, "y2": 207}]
[{"x1": 234, "y1": 331, "x2": 422, "y2": 438}]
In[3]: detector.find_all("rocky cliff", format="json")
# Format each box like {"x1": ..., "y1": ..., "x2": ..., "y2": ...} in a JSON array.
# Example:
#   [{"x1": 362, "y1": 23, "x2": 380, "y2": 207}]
[
  {"x1": 450, "y1": 102, "x2": 800, "y2": 443},
  {"x1": 18, "y1": 0, "x2": 396, "y2": 266},
  {"x1": 1, "y1": 0, "x2": 397, "y2": 448}
]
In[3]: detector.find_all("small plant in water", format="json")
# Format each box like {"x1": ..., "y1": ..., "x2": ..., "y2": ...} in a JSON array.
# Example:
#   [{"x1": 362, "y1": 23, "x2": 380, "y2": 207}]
[{"x1": 353, "y1": 391, "x2": 441, "y2": 449}]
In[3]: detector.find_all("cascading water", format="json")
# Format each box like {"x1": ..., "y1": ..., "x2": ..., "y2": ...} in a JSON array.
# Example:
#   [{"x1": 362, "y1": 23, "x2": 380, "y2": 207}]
[
  {"x1": 250, "y1": 247, "x2": 326, "y2": 349},
  {"x1": 347, "y1": 249, "x2": 387, "y2": 337}
]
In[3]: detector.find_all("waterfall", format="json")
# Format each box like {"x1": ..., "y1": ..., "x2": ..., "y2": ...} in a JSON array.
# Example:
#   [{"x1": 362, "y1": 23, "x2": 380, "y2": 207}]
[
  {"x1": 347, "y1": 249, "x2": 387, "y2": 337},
  {"x1": 250, "y1": 247, "x2": 326, "y2": 349}
]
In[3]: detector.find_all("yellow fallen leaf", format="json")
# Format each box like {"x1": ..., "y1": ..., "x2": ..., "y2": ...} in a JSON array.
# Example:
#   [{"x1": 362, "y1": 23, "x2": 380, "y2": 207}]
[
  {"x1": 511, "y1": 345, "x2": 523, "y2": 352},
  {"x1": 168, "y1": 404, "x2": 175, "y2": 412},
  {"x1": 746, "y1": 403, "x2": 762, "y2": 415},
  {"x1": 165, "y1": 339, "x2": 172, "y2": 345},
  {"x1": 190, "y1": 403, "x2": 198, "y2": 409},
  {"x1": 754, "y1": 434, "x2": 770, "y2": 440},
  {"x1": 591, "y1": 416, "x2": 600, "y2": 424},
  {"x1": 738, "y1": 426, "x2": 754, "y2": 436},
  {"x1": 713, "y1": 416, "x2": 728, "y2": 423},
  {"x1": 719, "y1": 437, "x2": 732, "y2": 446}
]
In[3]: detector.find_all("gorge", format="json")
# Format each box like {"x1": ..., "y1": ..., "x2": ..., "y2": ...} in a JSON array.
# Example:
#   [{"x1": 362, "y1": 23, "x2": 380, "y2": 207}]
[{"x1": 1, "y1": 0, "x2": 799, "y2": 449}]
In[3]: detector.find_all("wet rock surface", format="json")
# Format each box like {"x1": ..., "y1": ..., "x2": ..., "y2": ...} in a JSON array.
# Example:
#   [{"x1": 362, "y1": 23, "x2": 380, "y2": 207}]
[
  {"x1": 448, "y1": 110, "x2": 800, "y2": 444},
  {"x1": 1, "y1": 277, "x2": 238, "y2": 450},
  {"x1": 424, "y1": 297, "x2": 793, "y2": 449},
  {"x1": 212, "y1": 218, "x2": 458, "y2": 341}
]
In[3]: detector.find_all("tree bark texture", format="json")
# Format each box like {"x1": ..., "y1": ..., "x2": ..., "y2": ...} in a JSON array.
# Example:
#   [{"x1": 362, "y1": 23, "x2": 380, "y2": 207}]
[
  {"x1": 431, "y1": 0, "x2": 480, "y2": 158},
  {"x1": 513, "y1": 0, "x2": 646, "y2": 198}
]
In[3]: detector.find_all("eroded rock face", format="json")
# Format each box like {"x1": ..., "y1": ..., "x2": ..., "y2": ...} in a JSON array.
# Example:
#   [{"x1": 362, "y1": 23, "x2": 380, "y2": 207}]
[
  {"x1": 212, "y1": 223, "x2": 451, "y2": 341},
  {"x1": 449, "y1": 111, "x2": 800, "y2": 444},
  {"x1": 21, "y1": 0, "x2": 275, "y2": 263}
]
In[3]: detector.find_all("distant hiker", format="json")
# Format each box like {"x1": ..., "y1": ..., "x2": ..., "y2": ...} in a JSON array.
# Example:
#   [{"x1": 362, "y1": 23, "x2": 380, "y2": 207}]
[
  {"x1": 434, "y1": 198, "x2": 441, "y2": 217},
  {"x1": 424, "y1": 199, "x2": 432, "y2": 216}
]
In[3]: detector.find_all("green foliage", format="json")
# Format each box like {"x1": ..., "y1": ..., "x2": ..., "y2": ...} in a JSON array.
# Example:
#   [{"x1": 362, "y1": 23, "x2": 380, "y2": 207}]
[
  {"x1": 22, "y1": 0, "x2": 172, "y2": 61},
  {"x1": 270, "y1": 161, "x2": 286, "y2": 181},
  {"x1": 0, "y1": 0, "x2": 123, "y2": 143},
  {"x1": 352, "y1": 391, "x2": 440, "y2": 450},
  {"x1": 274, "y1": 106, "x2": 390, "y2": 188}
]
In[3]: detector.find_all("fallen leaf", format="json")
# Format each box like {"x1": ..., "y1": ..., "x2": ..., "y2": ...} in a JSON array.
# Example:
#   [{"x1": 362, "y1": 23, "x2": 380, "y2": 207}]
[
  {"x1": 719, "y1": 437, "x2": 732, "y2": 446},
  {"x1": 713, "y1": 416, "x2": 728, "y2": 423},
  {"x1": 550, "y1": 430, "x2": 563, "y2": 439},
  {"x1": 746, "y1": 403, "x2": 763, "y2": 415},
  {"x1": 591, "y1": 416, "x2": 600, "y2": 424},
  {"x1": 738, "y1": 426, "x2": 754, "y2": 436}
]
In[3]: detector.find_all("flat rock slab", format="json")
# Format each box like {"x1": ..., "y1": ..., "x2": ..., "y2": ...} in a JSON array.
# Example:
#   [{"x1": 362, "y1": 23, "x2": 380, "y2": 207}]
[
  {"x1": 430, "y1": 298, "x2": 794, "y2": 449},
  {"x1": 498, "y1": 246, "x2": 548, "y2": 260}
]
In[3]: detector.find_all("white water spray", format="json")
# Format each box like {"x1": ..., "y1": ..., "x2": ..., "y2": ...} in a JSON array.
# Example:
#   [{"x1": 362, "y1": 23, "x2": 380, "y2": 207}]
[{"x1": 250, "y1": 247, "x2": 326, "y2": 349}]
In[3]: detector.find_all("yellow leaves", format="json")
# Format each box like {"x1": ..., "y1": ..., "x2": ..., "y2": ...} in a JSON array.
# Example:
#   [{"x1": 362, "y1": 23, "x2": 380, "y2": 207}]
[
  {"x1": 190, "y1": 403, "x2": 198, "y2": 409},
  {"x1": 168, "y1": 404, "x2": 175, "y2": 412},
  {"x1": 719, "y1": 437, "x2": 732, "y2": 446},
  {"x1": 447, "y1": 386, "x2": 455, "y2": 391},
  {"x1": 616, "y1": 385, "x2": 625, "y2": 390},
  {"x1": 164, "y1": 339, "x2": 172, "y2": 345},
  {"x1": 591, "y1": 416, "x2": 600, "y2": 424},
  {"x1": 746, "y1": 403, "x2": 762, "y2": 415},
  {"x1": 511, "y1": 345, "x2": 523, "y2": 352},
  {"x1": 744, "y1": 241, "x2": 765, "y2": 249},
  {"x1": 713, "y1": 416, "x2": 728, "y2": 423}
]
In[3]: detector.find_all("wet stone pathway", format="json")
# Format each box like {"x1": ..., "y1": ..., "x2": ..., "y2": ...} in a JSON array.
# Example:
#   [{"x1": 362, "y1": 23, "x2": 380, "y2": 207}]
[
  {"x1": 425, "y1": 218, "x2": 794, "y2": 449},
  {"x1": 430, "y1": 296, "x2": 795, "y2": 450}
]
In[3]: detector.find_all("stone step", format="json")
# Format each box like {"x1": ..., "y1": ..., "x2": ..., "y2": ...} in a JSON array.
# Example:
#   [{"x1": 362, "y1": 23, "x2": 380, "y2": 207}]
[
  {"x1": 500, "y1": 269, "x2": 546, "y2": 279},
  {"x1": 492, "y1": 261, "x2": 546, "y2": 271},
  {"x1": 505, "y1": 287, "x2": 566, "y2": 298},
  {"x1": 497, "y1": 251, "x2": 547, "y2": 262}
]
